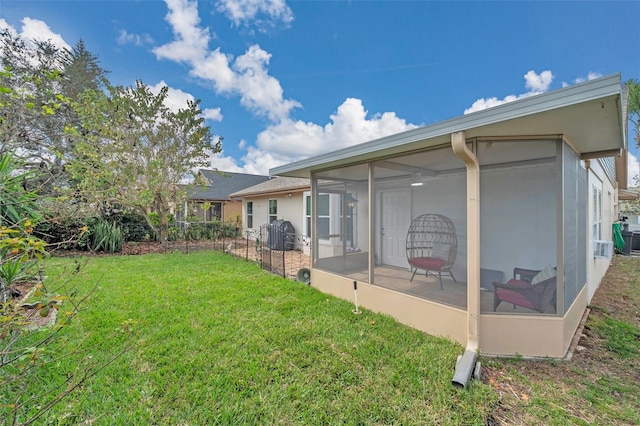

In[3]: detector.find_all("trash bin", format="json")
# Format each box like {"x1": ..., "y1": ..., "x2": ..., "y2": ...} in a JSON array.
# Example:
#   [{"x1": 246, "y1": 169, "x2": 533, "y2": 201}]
[{"x1": 613, "y1": 222, "x2": 626, "y2": 255}]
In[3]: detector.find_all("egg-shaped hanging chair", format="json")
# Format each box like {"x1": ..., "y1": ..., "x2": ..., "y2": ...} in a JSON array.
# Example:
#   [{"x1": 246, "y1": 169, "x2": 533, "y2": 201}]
[{"x1": 405, "y1": 214, "x2": 457, "y2": 289}]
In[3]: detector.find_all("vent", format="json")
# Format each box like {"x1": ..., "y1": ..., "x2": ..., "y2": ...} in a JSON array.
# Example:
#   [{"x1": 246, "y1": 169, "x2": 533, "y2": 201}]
[{"x1": 593, "y1": 240, "x2": 613, "y2": 259}]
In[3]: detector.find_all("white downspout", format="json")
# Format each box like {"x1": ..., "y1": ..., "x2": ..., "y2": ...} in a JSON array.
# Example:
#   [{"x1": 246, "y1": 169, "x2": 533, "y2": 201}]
[{"x1": 451, "y1": 131, "x2": 481, "y2": 388}]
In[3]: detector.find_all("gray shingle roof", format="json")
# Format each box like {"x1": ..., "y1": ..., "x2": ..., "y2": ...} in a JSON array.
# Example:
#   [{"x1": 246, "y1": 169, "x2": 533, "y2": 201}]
[
  {"x1": 229, "y1": 177, "x2": 310, "y2": 198},
  {"x1": 187, "y1": 170, "x2": 271, "y2": 200}
]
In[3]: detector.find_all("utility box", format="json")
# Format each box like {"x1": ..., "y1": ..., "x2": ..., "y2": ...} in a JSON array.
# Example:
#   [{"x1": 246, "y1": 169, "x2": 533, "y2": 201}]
[{"x1": 622, "y1": 229, "x2": 633, "y2": 256}]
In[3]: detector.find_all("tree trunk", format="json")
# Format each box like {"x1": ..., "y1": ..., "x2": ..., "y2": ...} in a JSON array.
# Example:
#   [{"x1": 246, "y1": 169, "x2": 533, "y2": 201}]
[
  {"x1": 140, "y1": 212, "x2": 159, "y2": 242},
  {"x1": 158, "y1": 208, "x2": 169, "y2": 250},
  {"x1": 154, "y1": 193, "x2": 169, "y2": 250}
]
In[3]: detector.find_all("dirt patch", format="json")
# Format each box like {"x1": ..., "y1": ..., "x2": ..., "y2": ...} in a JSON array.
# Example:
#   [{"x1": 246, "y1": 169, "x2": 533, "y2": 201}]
[
  {"x1": 485, "y1": 255, "x2": 640, "y2": 425},
  {"x1": 51, "y1": 240, "x2": 236, "y2": 257},
  {"x1": 5, "y1": 281, "x2": 58, "y2": 329}
]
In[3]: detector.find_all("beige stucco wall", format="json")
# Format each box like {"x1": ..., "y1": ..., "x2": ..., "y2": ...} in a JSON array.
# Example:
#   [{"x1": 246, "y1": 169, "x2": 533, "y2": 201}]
[
  {"x1": 479, "y1": 285, "x2": 587, "y2": 358},
  {"x1": 311, "y1": 269, "x2": 468, "y2": 345},
  {"x1": 223, "y1": 201, "x2": 242, "y2": 224},
  {"x1": 242, "y1": 192, "x2": 305, "y2": 235},
  {"x1": 587, "y1": 159, "x2": 617, "y2": 303},
  {"x1": 311, "y1": 267, "x2": 588, "y2": 358}
]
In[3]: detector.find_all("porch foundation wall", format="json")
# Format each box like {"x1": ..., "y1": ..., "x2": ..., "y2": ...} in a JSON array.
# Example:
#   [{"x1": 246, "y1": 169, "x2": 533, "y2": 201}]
[
  {"x1": 311, "y1": 269, "x2": 590, "y2": 358},
  {"x1": 311, "y1": 269, "x2": 468, "y2": 346},
  {"x1": 479, "y1": 285, "x2": 588, "y2": 358}
]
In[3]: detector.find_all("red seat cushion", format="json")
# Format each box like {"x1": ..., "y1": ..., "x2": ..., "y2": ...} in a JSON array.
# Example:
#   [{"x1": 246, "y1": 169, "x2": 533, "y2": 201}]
[
  {"x1": 504, "y1": 279, "x2": 530, "y2": 288},
  {"x1": 409, "y1": 257, "x2": 447, "y2": 271},
  {"x1": 496, "y1": 279, "x2": 535, "y2": 310}
]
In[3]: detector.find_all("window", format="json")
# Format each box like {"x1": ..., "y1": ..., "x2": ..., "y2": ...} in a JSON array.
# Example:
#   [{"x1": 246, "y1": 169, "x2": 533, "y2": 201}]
[
  {"x1": 304, "y1": 192, "x2": 344, "y2": 243},
  {"x1": 246, "y1": 201, "x2": 253, "y2": 228},
  {"x1": 304, "y1": 194, "x2": 311, "y2": 237},
  {"x1": 206, "y1": 203, "x2": 222, "y2": 221},
  {"x1": 268, "y1": 199, "x2": 277, "y2": 223},
  {"x1": 317, "y1": 194, "x2": 330, "y2": 240},
  {"x1": 593, "y1": 185, "x2": 602, "y2": 240}
]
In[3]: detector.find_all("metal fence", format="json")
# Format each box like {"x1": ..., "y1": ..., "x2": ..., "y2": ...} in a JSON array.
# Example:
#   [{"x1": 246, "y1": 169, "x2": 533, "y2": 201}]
[{"x1": 104, "y1": 221, "x2": 311, "y2": 282}]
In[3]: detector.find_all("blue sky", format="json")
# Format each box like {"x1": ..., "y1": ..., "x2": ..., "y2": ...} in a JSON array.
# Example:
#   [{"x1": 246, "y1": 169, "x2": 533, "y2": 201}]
[{"x1": 1, "y1": 0, "x2": 638, "y2": 182}]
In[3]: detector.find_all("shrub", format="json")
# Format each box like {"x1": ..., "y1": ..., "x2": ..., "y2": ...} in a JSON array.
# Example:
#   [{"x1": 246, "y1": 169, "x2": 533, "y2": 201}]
[
  {"x1": 90, "y1": 221, "x2": 124, "y2": 253},
  {"x1": 35, "y1": 213, "x2": 94, "y2": 251},
  {"x1": 109, "y1": 211, "x2": 153, "y2": 242},
  {"x1": 0, "y1": 257, "x2": 36, "y2": 287}
]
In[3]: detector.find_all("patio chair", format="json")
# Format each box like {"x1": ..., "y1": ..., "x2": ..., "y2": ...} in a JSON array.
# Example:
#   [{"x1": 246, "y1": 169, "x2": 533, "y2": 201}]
[
  {"x1": 406, "y1": 214, "x2": 457, "y2": 289},
  {"x1": 492, "y1": 266, "x2": 557, "y2": 313}
]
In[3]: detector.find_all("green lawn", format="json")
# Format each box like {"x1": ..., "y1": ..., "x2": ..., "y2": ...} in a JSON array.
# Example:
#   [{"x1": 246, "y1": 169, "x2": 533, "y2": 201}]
[{"x1": 13, "y1": 251, "x2": 497, "y2": 424}]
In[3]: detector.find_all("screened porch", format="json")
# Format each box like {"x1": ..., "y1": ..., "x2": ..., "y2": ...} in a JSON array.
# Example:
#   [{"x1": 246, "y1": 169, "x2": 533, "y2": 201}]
[{"x1": 311, "y1": 138, "x2": 586, "y2": 317}]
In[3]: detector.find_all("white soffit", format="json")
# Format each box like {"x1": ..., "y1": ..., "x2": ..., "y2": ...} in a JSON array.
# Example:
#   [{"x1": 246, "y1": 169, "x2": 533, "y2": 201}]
[{"x1": 271, "y1": 73, "x2": 624, "y2": 178}]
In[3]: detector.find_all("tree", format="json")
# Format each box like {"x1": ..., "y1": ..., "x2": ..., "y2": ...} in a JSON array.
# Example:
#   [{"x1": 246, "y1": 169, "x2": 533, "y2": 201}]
[
  {"x1": 0, "y1": 80, "x2": 130, "y2": 425},
  {"x1": 60, "y1": 39, "x2": 108, "y2": 100},
  {"x1": 0, "y1": 31, "x2": 108, "y2": 194},
  {"x1": 69, "y1": 80, "x2": 221, "y2": 247}
]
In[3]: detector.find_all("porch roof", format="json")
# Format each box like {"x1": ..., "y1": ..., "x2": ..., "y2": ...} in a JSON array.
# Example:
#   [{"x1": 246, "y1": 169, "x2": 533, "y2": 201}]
[{"x1": 271, "y1": 74, "x2": 625, "y2": 178}]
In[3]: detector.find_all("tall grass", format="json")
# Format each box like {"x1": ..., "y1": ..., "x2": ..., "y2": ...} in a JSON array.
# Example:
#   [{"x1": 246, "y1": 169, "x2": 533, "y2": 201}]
[{"x1": 23, "y1": 251, "x2": 496, "y2": 425}]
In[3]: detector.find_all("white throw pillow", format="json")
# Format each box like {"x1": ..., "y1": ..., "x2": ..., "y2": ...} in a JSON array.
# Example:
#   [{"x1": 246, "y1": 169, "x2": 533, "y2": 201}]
[{"x1": 532, "y1": 265, "x2": 555, "y2": 285}]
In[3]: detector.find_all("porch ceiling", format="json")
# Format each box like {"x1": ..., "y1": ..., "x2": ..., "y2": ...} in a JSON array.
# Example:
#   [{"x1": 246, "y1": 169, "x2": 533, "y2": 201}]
[{"x1": 272, "y1": 74, "x2": 624, "y2": 178}]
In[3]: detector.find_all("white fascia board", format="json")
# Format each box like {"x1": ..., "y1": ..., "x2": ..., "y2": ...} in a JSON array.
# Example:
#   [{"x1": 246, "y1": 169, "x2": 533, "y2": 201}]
[{"x1": 271, "y1": 73, "x2": 622, "y2": 178}]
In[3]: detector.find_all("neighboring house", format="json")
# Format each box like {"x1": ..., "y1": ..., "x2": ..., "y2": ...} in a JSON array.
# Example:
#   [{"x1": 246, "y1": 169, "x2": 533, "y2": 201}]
[
  {"x1": 271, "y1": 74, "x2": 630, "y2": 359},
  {"x1": 176, "y1": 170, "x2": 270, "y2": 225},
  {"x1": 229, "y1": 177, "x2": 310, "y2": 251}
]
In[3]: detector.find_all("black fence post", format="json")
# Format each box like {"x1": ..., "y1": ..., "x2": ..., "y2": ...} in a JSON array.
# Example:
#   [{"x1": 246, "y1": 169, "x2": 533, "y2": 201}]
[
  {"x1": 245, "y1": 230, "x2": 249, "y2": 261},
  {"x1": 282, "y1": 245, "x2": 286, "y2": 278}
]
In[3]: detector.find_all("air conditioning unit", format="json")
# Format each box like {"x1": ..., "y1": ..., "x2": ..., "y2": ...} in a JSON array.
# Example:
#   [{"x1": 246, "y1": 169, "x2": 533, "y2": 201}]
[{"x1": 593, "y1": 240, "x2": 613, "y2": 259}]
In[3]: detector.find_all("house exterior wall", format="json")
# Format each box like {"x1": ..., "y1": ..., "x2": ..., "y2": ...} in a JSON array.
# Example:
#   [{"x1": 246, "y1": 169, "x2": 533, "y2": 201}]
[
  {"x1": 480, "y1": 164, "x2": 557, "y2": 280},
  {"x1": 242, "y1": 193, "x2": 305, "y2": 236},
  {"x1": 586, "y1": 159, "x2": 617, "y2": 302},
  {"x1": 392, "y1": 173, "x2": 467, "y2": 279},
  {"x1": 223, "y1": 201, "x2": 242, "y2": 224}
]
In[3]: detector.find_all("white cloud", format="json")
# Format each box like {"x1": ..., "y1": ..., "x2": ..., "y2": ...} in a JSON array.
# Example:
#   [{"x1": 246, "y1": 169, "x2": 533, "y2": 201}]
[
  {"x1": 20, "y1": 17, "x2": 71, "y2": 51},
  {"x1": 202, "y1": 107, "x2": 223, "y2": 121},
  {"x1": 154, "y1": 0, "x2": 299, "y2": 121},
  {"x1": 149, "y1": 80, "x2": 223, "y2": 121},
  {"x1": 190, "y1": 48, "x2": 236, "y2": 92},
  {"x1": 219, "y1": 98, "x2": 418, "y2": 174},
  {"x1": 0, "y1": 19, "x2": 18, "y2": 37},
  {"x1": 153, "y1": 0, "x2": 211, "y2": 63},
  {"x1": 524, "y1": 70, "x2": 553, "y2": 92},
  {"x1": 207, "y1": 151, "x2": 248, "y2": 173},
  {"x1": 628, "y1": 151, "x2": 639, "y2": 188},
  {"x1": 465, "y1": 70, "x2": 553, "y2": 114},
  {"x1": 0, "y1": 17, "x2": 71, "y2": 52},
  {"x1": 117, "y1": 29, "x2": 154, "y2": 46},
  {"x1": 216, "y1": 0, "x2": 294, "y2": 29},
  {"x1": 149, "y1": 80, "x2": 195, "y2": 112},
  {"x1": 152, "y1": 1, "x2": 414, "y2": 175},
  {"x1": 562, "y1": 72, "x2": 603, "y2": 88},
  {"x1": 233, "y1": 45, "x2": 301, "y2": 120}
]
